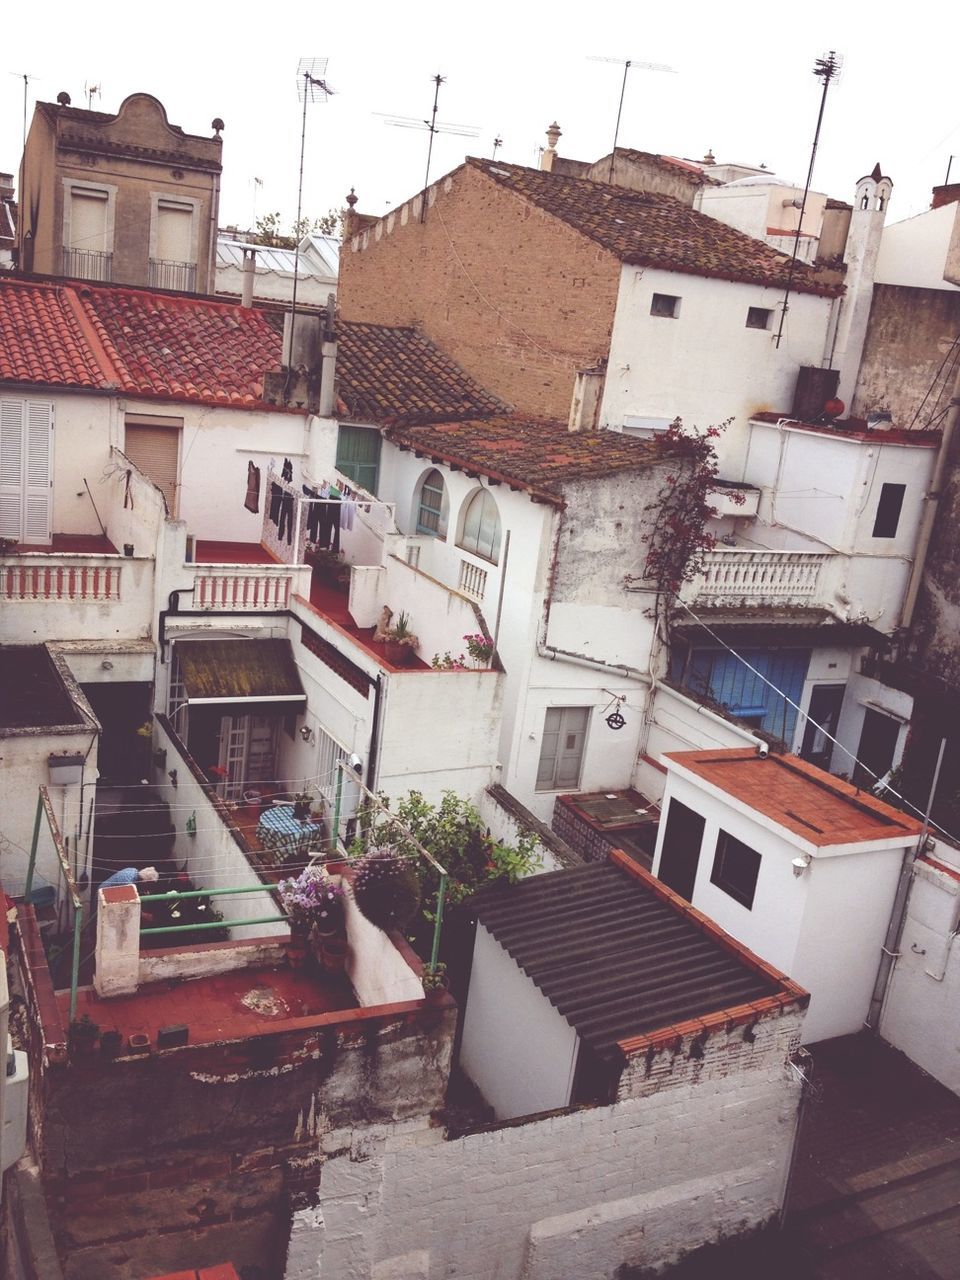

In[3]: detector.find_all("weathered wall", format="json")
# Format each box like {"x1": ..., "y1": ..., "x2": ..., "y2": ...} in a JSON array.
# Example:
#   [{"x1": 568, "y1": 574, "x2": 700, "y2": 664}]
[
  {"x1": 339, "y1": 164, "x2": 622, "y2": 421},
  {"x1": 285, "y1": 1005, "x2": 804, "y2": 1280},
  {"x1": 582, "y1": 153, "x2": 702, "y2": 205},
  {"x1": 852, "y1": 284, "x2": 960, "y2": 425}
]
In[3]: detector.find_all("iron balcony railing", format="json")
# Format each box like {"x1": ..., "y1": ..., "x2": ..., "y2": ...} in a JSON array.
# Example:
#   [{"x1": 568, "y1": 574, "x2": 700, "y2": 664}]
[
  {"x1": 149, "y1": 257, "x2": 198, "y2": 292},
  {"x1": 62, "y1": 248, "x2": 113, "y2": 281}
]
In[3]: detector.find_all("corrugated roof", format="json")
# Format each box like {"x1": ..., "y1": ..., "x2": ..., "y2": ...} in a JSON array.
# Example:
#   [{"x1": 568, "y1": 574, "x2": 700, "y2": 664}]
[
  {"x1": 472, "y1": 860, "x2": 780, "y2": 1056},
  {"x1": 666, "y1": 748, "x2": 923, "y2": 846},
  {"x1": 177, "y1": 638, "x2": 305, "y2": 704},
  {"x1": 384, "y1": 415, "x2": 661, "y2": 500},
  {"x1": 467, "y1": 158, "x2": 842, "y2": 297}
]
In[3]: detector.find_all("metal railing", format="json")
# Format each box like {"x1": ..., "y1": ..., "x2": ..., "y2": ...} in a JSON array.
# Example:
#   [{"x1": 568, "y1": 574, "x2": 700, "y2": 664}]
[
  {"x1": 149, "y1": 258, "x2": 198, "y2": 291},
  {"x1": 25, "y1": 788, "x2": 84, "y2": 1022},
  {"x1": 458, "y1": 558, "x2": 488, "y2": 600},
  {"x1": 62, "y1": 247, "x2": 113, "y2": 281}
]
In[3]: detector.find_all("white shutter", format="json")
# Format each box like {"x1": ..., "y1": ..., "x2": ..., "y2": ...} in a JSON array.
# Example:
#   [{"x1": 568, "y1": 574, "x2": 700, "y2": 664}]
[
  {"x1": 0, "y1": 399, "x2": 23, "y2": 539},
  {"x1": 70, "y1": 190, "x2": 108, "y2": 252},
  {"x1": 156, "y1": 202, "x2": 193, "y2": 262},
  {"x1": 23, "y1": 401, "x2": 52, "y2": 543}
]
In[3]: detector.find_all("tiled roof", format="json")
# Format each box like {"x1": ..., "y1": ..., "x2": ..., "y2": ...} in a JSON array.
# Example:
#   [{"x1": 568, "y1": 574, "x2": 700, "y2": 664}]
[
  {"x1": 0, "y1": 280, "x2": 105, "y2": 388},
  {"x1": 472, "y1": 858, "x2": 786, "y2": 1057},
  {"x1": 176, "y1": 638, "x2": 305, "y2": 704},
  {"x1": 665, "y1": 749, "x2": 923, "y2": 847},
  {"x1": 384, "y1": 415, "x2": 661, "y2": 501},
  {"x1": 613, "y1": 147, "x2": 712, "y2": 184},
  {"x1": 467, "y1": 158, "x2": 842, "y2": 297},
  {"x1": 336, "y1": 321, "x2": 505, "y2": 423}
]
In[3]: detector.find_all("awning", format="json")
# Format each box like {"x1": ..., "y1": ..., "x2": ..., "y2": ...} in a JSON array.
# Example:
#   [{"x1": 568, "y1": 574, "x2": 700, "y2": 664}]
[{"x1": 176, "y1": 639, "x2": 306, "y2": 710}]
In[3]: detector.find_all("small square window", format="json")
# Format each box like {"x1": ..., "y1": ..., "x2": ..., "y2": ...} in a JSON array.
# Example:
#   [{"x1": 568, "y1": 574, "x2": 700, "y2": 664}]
[
  {"x1": 710, "y1": 830, "x2": 761, "y2": 909},
  {"x1": 650, "y1": 293, "x2": 681, "y2": 319},
  {"x1": 746, "y1": 307, "x2": 772, "y2": 330}
]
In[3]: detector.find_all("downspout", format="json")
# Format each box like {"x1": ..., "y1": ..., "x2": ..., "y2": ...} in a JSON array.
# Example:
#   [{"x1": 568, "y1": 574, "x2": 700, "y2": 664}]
[
  {"x1": 899, "y1": 362, "x2": 960, "y2": 628},
  {"x1": 366, "y1": 673, "x2": 385, "y2": 793}
]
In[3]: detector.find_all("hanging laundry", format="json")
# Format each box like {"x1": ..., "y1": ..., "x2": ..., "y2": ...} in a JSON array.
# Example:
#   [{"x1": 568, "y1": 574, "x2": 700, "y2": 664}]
[
  {"x1": 318, "y1": 490, "x2": 341, "y2": 552},
  {"x1": 340, "y1": 497, "x2": 356, "y2": 531},
  {"x1": 245, "y1": 461, "x2": 261, "y2": 514},
  {"x1": 303, "y1": 486, "x2": 322, "y2": 542},
  {"x1": 281, "y1": 457, "x2": 293, "y2": 482},
  {"x1": 278, "y1": 491, "x2": 295, "y2": 544},
  {"x1": 268, "y1": 482, "x2": 283, "y2": 525}
]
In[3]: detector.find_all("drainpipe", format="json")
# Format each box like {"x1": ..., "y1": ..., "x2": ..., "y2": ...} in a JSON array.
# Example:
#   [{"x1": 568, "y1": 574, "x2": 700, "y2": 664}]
[
  {"x1": 366, "y1": 673, "x2": 385, "y2": 793},
  {"x1": 899, "y1": 362, "x2": 960, "y2": 628},
  {"x1": 652, "y1": 681, "x2": 766, "y2": 750}
]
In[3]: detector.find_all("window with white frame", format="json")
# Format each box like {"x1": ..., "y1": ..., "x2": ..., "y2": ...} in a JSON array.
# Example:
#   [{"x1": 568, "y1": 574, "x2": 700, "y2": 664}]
[
  {"x1": 536, "y1": 706, "x2": 589, "y2": 791},
  {"x1": 416, "y1": 468, "x2": 447, "y2": 536},
  {"x1": 650, "y1": 293, "x2": 681, "y2": 318},
  {"x1": 459, "y1": 488, "x2": 502, "y2": 563},
  {"x1": 63, "y1": 184, "x2": 114, "y2": 280}
]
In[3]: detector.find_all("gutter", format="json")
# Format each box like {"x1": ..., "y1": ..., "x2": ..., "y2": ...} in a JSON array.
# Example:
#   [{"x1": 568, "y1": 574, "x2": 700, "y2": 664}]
[
  {"x1": 158, "y1": 587, "x2": 300, "y2": 663},
  {"x1": 653, "y1": 680, "x2": 766, "y2": 749}
]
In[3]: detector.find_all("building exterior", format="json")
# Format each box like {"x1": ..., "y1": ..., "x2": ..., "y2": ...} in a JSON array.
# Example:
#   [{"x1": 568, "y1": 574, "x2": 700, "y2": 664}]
[
  {"x1": 17, "y1": 93, "x2": 222, "y2": 293},
  {"x1": 215, "y1": 232, "x2": 339, "y2": 308}
]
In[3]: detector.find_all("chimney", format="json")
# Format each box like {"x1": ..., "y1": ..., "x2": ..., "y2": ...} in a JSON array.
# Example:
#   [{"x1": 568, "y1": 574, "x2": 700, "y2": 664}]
[
  {"x1": 541, "y1": 121, "x2": 562, "y2": 173},
  {"x1": 342, "y1": 187, "x2": 360, "y2": 238},
  {"x1": 931, "y1": 182, "x2": 960, "y2": 210},
  {"x1": 568, "y1": 364, "x2": 606, "y2": 432},
  {"x1": 0, "y1": 173, "x2": 13, "y2": 200},
  {"x1": 318, "y1": 340, "x2": 338, "y2": 417},
  {"x1": 241, "y1": 246, "x2": 256, "y2": 308}
]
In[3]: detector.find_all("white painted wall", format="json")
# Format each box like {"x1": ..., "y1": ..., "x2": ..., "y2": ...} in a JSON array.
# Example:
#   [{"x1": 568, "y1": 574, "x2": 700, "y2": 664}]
[
  {"x1": 600, "y1": 266, "x2": 834, "y2": 471},
  {"x1": 881, "y1": 845, "x2": 960, "y2": 1095},
  {"x1": 653, "y1": 763, "x2": 914, "y2": 1043},
  {"x1": 460, "y1": 923, "x2": 579, "y2": 1120},
  {"x1": 343, "y1": 885, "x2": 424, "y2": 1007},
  {"x1": 831, "y1": 672, "x2": 912, "y2": 780},
  {"x1": 876, "y1": 203, "x2": 960, "y2": 291},
  {"x1": 700, "y1": 182, "x2": 827, "y2": 261}
]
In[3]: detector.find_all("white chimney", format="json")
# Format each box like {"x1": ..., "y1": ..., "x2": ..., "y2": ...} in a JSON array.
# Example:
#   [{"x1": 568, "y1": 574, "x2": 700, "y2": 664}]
[{"x1": 241, "y1": 246, "x2": 256, "y2": 308}]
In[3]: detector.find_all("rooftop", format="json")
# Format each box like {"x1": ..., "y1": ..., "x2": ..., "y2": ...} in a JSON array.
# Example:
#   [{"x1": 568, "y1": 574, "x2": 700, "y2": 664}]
[
  {"x1": 466, "y1": 158, "x2": 841, "y2": 297},
  {"x1": 384, "y1": 415, "x2": 662, "y2": 502},
  {"x1": 0, "y1": 645, "x2": 85, "y2": 729},
  {"x1": 750, "y1": 411, "x2": 941, "y2": 445},
  {"x1": 665, "y1": 748, "x2": 923, "y2": 847},
  {"x1": 472, "y1": 852, "x2": 800, "y2": 1058}
]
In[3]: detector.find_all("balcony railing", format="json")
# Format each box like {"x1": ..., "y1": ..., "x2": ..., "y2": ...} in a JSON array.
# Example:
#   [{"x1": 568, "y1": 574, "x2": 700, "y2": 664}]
[
  {"x1": 690, "y1": 549, "x2": 830, "y2": 607},
  {"x1": 194, "y1": 567, "x2": 295, "y2": 611},
  {"x1": 62, "y1": 248, "x2": 112, "y2": 281},
  {"x1": 458, "y1": 559, "x2": 488, "y2": 601},
  {"x1": 1, "y1": 560, "x2": 121, "y2": 602},
  {"x1": 149, "y1": 258, "x2": 198, "y2": 292}
]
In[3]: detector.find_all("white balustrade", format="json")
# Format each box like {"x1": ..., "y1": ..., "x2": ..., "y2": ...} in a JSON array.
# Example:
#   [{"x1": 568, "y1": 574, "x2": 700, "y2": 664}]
[
  {"x1": 1, "y1": 560, "x2": 121, "y2": 602},
  {"x1": 458, "y1": 559, "x2": 488, "y2": 601},
  {"x1": 692, "y1": 549, "x2": 829, "y2": 605},
  {"x1": 194, "y1": 568, "x2": 293, "y2": 611}
]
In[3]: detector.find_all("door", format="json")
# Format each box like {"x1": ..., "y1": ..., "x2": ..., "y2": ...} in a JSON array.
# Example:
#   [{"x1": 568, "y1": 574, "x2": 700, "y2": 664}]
[
  {"x1": 854, "y1": 708, "x2": 902, "y2": 788},
  {"x1": 657, "y1": 798, "x2": 705, "y2": 902},
  {"x1": 0, "y1": 399, "x2": 52, "y2": 544},
  {"x1": 124, "y1": 420, "x2": 181, "y2": 516},
  {"x1": 217, "y1": 714, "x2": 280, "y2": 801},
  {"x1": 536, "y1": 707, "x2": 589, "y2": 791},
  {"x1": 799, "y1": 684, "x2": 845, "y2": 771}
]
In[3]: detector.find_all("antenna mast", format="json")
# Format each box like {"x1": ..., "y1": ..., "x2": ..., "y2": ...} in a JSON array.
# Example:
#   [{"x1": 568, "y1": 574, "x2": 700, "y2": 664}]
[
  {"x1": 378, "y1": 74, "x2": 479, "y2": 223},
  {"x1": 289, "y1": 57, "x2": 333, "y2": 369},
  {"x1": 588, "y1": 55, "x2": 676, "y2": 182},
  {"x1": 774, "y1": 50, "x2": 842, "y2": 350}
]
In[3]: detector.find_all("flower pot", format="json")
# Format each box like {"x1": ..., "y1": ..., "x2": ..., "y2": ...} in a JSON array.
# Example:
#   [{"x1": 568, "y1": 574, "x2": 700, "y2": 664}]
[
  {"x1": 321, "y1": 937, "x2": 349, "y2": 973},
  {"x1": 384, "y1": 640, "x2": 414, "y2": 668},
  {"x1": 286, "y1": 938, "x2": 309, "y2": 969}
]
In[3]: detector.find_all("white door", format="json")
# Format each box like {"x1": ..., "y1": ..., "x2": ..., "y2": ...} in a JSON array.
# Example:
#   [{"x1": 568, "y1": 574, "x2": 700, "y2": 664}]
[
  {"x1": 0, "y1": 399, "x2": 53, "y2": 544},
  {"x1": 218, "y1": 714, "x2": 279, "y2": 801}
]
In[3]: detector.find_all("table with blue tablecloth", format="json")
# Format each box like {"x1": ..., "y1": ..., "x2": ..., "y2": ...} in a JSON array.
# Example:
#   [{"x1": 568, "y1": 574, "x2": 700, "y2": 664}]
[{"x1": 256, "y1": 804, "x2": 327, "y2": 865}]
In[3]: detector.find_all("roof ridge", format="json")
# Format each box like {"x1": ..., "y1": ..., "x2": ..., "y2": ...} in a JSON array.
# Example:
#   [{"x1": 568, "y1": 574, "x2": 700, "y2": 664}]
[{"x1": 59, "y1": 285, "x2": 124, "y2": 388}]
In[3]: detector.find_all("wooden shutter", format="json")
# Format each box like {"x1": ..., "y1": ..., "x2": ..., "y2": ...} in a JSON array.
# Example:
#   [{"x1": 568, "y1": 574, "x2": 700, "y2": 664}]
[
  {"x1": 0, "y1": 399, "x2": 23, "y2": 538},
  {"x1": 124, "y1": 422, "x2": 180, "y2": 515},
  {"x1": 0, "y1": 399, "x2": 52, "y2": 542},
  {"x1": 335, "y1": 425, "x2": 381, "y2": 494},
  {"x1": 157, "y1": 201, "x2": 193, "y2": 262},
  {"x1": 70, "y1": 190, "x2": 108, "y2": 252}
]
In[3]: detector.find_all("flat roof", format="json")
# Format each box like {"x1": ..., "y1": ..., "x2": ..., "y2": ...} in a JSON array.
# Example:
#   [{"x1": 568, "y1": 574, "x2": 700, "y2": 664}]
[
  {"x1": 0, "y1": 645, "x2": 84, "y2": 729},
  {"x1": 665, "y1": 748, "x2": 923, "y2": 847}
]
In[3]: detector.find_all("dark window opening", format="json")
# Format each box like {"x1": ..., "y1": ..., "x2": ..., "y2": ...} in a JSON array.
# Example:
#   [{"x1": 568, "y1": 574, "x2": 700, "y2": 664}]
[
  {"x1": 872, "y1": 483, "x2": 906, "y2": 538},
  {"x1": 650, "y1": 293, "x2": 681, "y2": 319},
  {"x1": 746, "y1": 307, "x2": 772, "y2": 330},
  {"x1": 710, "y1": 830, "x2": 761, "y2": 909},
  {"x1": 657, "y1": 798, "x2": 705, "y2": 902}
]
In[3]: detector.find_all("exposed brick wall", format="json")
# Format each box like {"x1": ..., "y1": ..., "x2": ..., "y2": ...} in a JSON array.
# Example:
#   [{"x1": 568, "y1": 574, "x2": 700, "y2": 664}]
[
  {"x1": 338, "y1": 164, "x2": 622, "y2": 421},
  {"x1": 285, "y1": 1009, "x2": 805, "y2": 1278}
]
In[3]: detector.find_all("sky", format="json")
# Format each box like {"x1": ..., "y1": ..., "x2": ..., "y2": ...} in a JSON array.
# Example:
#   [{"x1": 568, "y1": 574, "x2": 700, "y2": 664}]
[{"x1": 3, "y1": 0, "x2": 958, "y2": 236}]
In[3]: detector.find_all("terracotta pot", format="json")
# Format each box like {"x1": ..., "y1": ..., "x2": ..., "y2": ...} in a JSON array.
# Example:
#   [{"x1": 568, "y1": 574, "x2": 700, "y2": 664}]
[
  {"x1": 384, "y1": 640, "x2": 414, "y2": 668},
  {"x1": 321, "y1": 937, "x2": 349, "y2": 973}
]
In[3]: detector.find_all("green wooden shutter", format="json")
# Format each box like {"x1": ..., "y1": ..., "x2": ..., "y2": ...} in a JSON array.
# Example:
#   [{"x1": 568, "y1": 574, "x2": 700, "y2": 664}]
[{"x1": 335, "y1": 425, "x2": 381, "y2": 495}]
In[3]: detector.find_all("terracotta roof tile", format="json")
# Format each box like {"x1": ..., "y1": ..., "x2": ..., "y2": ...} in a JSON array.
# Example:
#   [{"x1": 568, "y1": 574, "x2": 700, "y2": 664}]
[
  {"x1": 384, "y1": 415, "x2": 661, "y2": 501},
  {"x1": 665, "y1": 748, "x2": 923, "y2": 847},
  {"x1": 0, "y1": 279, "x2": 104, "y2": 388},
  {"x1": 335, "y1": 320, "x2": 505, "y2": 422},
  {"x1": 468, "y1": 158, "x2": 842, "y2": 297}
]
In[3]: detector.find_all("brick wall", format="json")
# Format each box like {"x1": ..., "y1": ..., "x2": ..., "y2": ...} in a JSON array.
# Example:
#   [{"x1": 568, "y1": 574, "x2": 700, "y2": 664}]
[
  {"x1": 285, "y1": 1004, "x2": 805, "y2": 1279},
  {"x1": 338, "y1": 164, "x2": 622, "y2": 421}
]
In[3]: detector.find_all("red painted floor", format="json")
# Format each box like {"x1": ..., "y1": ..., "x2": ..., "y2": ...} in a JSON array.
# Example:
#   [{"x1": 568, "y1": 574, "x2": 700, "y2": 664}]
[
  {"x1": 16, "y1": 533, "x2": 118, "y2": 553},
  {"x1": 306, "y1": 578, "x2": 431, "y2": 672},
  {"x1": 194, "y1": 541, "x2": 279, "y2": 565},
  {"x1": 61, "y1": 960, "x2": 357, "y2": 1047}
]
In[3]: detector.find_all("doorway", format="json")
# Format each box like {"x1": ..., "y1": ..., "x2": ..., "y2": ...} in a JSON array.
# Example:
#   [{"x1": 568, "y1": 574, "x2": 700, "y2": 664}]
[
  {"x1": 853, "y1": 708, "x2": 902, "y2": 789},
  {"x1": 657, "y1": 798, "x2": 705, "y2": 902},
  {"x1": 799, "y1": 684, "x2": 846, "y2": 772}
]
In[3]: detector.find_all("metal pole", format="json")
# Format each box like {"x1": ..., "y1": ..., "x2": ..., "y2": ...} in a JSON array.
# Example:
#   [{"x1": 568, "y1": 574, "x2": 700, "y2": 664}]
[
  {"x1": 608, "y1": 61, "x2": 630, "y2": 183},
  {"x1": 25, "y1": 791, "x2": 44, "y2": 901},
  {"x1": 139, "y1": 883, "x2": 284, "y2": 904},
  {"x1": 333, "y1": 761, "x2": 344, "y2": 851},
  {"x1": 140, "y1": 914, "x2": 288, "y2": 936},
  {"x1": 69, "y1": 902, "x2": 83, "y2": 1023},
  {"x1": 429, "y1": 872, "x2": 448, "y2": 972},
  {"x1": 421, "y1": 74, "x2": 443, "y2": 224},
  {"x1": 287, "y1": 74, "x2": 309, "y2": 370}
]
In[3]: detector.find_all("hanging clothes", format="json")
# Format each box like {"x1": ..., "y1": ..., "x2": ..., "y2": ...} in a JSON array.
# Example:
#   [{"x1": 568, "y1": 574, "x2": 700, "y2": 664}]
[
  {"x1": 318, "y1": 489, "x2": 341, "y2": 552},
  {"x1": 303, "y1": 486, "x2": 322, "y2": 542},
  {"x1": 268, "y1": 483, "x2": 283, "y2": 525},
  {"x1": 278, "y1": 490, "x2": 295, "y2": 544},
  {"x1": 341, "y1": 494, "x2": 356, "y2": 531},
  {"x1": 281, "y1": 457, "x2": 293, "y2": 482},
  {"x1": 245, "y1": 461, "x2": 261, "y2": 514}
]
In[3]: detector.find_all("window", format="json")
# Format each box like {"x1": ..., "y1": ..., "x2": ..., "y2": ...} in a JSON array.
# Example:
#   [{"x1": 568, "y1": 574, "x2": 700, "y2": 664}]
[
  {"x1": 64, "y1": 186, "x2": 113, "y2": 280},
  {"x1": 657, "y1": 799, "x2": 705, "y2": 902},
  {"x1": 536, "y1": 706, "x2": 589, "y2": 791},
  {"x1": 416, "y1": 468, "x2": 446, "y2": 536},
  {"x1": 0, "y1": 398, "x2": 53, "y2": 543},
  {"x1": 124, "y1": 414, "x2": 183, "y2": 516},
  {"x1": 459, "y1": 488, "x2": 502, "y2": 563},
  {"x1": 650, "y1": 293, "x2": 681, "y2": 318},
  {"x1": 872, "y1": 483, "x2": 906, "y2": 538},
  {"x1": 710, "y1": 831, "x2": 761, "y2": 909},
  {"x1": 336, "y1": 425, "x2": 381, "y2": 495},
  {"x1": 150, "y1": 199, "x2": 197, "y2": 290},
  {"x1": 746, "y1": 307, "x2": 772, "y2": 330}
]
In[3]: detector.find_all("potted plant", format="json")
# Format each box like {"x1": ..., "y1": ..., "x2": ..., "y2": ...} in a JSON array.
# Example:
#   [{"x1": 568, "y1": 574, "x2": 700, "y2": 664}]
[
  {"x1": 292, "y1": 790, "x2": 313, "y2": 821},
  {"x1": 320, "y1": 935, "x2": 349, "y2": 973},
  {"x1": 351, "y1": 845, "x2": 421, "y2": 931},
  {"x1": 69, "y1": 1014, "x2": 101, "y2": 1058},
  {"x1": 464, "y1": 632, "x2": 494, "y2": 667},
  {"x1": 305, "y1": 545, "x2": 351, "y2": 589},
  {"x1": 278, "y1": 866, "x2": 345, "y2": 950},
  {"x1": 384, "y1": 612, "x2": 420, "y2": 668}
]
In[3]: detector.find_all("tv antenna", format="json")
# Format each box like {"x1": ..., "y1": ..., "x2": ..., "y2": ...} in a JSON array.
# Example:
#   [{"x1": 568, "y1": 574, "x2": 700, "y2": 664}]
[
  {"x1": 10, "y1": 72, "x2": 35, "y2": 149},
  {"x1": 492, "y1": 134, "x2": 503, "y2": 161},
  {"x1": 774, "y1": 50, "x2": 842, "y2": 349},
  {"x1": 378, "y1": 74, "x2": 479, "y2": 221},
  {"x1": 84, "y1": 81, "x2": 102, "y2": 110},
  {"x1": 588, "y1": 55, "x2": 676, "y2": 182},
  {"x1": 288, "y1": 57, "x2": 333, "y2": 365}
]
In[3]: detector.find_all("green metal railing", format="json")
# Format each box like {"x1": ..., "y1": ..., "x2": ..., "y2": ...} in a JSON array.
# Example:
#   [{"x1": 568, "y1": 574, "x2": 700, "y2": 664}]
[
  {"x1": 25, "y1": 788, "x2": 84, "y2": 1022},
  {"x1": 137, "y1": 882, "x2": 287, "y2": 936}
]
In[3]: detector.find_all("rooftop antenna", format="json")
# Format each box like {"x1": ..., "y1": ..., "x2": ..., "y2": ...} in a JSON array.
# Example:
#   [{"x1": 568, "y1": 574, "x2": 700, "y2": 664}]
[
  {"x1": 588, "y1": 56, "x2": 676, "y2": 182},
  {"x1": 251, "y1": 175, "x2": 263, "y2": 228},
  {"x1": 84, "y1": 81, "x2": 101, "y2": 110},
  {"x1": 10, "y1": 72, "x2": 35, "y2": 149},
  {"x1": 378, "y1": 74, "x2": 479, "y2": 222},
  {"x1": 492, "y1": 134, "x2": 503, "y2": 161},
  {"x1": 289, "y1": 57, "x2": 333, "y2": 368},
  {"x1": 774, "y1": 50, "x2": 842, "y2": 350}
]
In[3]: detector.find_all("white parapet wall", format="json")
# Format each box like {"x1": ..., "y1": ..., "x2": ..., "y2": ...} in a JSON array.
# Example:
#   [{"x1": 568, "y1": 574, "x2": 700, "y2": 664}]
[{"x1": 343, "y1": 883, "x2": 424, "y2": 1008}]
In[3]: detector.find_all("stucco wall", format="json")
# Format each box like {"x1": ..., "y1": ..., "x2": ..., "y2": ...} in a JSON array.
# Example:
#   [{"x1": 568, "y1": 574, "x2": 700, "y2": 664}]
[
  {"x1": 876, "y1": 204, "x2": 960, "y2": 291},
  {"x1": 285, "y1": 1005, "x2": 804, "y2": 1279}
]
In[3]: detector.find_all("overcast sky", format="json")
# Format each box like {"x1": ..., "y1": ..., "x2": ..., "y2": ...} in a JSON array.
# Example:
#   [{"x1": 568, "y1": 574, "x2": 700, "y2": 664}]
[{"x1": 4, "y1": 0, "x2": 957, "y2": 236}]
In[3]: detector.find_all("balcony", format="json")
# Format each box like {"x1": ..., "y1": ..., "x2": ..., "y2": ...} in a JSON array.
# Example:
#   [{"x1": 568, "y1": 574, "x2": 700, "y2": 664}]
[
  {"x1": 688, "y1": 548, "x2": 831, "y2": 608},
  {"x1": 149, "y1": 257, "x2": 197, "y2": 291},
  {"x1": 189, "y1": 541, "x2": 312, "y2": 612},
  {"x1": 62, "y1": 247, "x2": 112, "y2": 281}
]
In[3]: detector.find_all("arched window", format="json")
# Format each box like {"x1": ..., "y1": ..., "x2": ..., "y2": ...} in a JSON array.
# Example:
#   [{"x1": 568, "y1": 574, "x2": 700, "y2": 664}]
[
  {"x1": 416, "y1": 469, "x2": 446, "y2": 536},
  {"x1": 459, "y1": 488, "x2": 502, "y2": 563}
]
